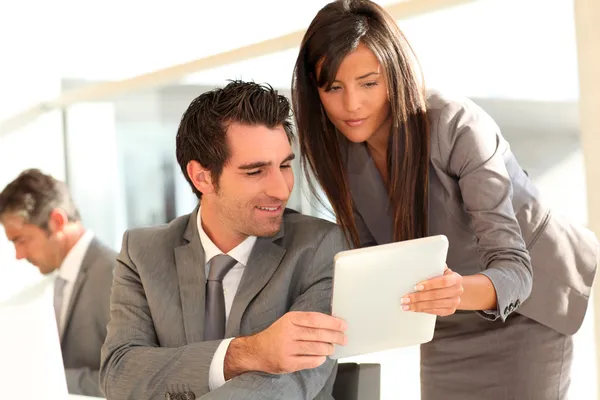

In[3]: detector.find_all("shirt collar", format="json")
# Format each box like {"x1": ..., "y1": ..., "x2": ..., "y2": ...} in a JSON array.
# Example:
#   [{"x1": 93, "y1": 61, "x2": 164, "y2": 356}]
[
  {"x1": 197, "y1": 207, "x2": 256, "y2": 266},
  {"x1": 58, "y1": 230, "x2": 95, "y2": 283}
]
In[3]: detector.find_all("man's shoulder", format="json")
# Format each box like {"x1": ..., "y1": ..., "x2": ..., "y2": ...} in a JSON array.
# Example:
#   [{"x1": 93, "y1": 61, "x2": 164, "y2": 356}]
[
  {"x1": 281, "y1": 208, "x2": 345, "y2": 248},
  {"x1": 125, "y1": 213, "x2": 190, "y2": 246},
  {"x1": 116, "y1": 213, "x2": 192, "y2": 267},
  {"x1": 88, "y1": 237, "x2": 117, "y2": 261},
  {"x1": 283, "y1": 208, "x2": 337, "y2": 230},
  {"x1": 82, "y1": 238, "x2": 117, "y2": 295}
]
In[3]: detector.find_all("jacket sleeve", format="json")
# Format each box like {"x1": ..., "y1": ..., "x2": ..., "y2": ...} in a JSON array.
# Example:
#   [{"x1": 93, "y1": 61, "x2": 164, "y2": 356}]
[{"x1": 437, "y1": 98, "x2": 532, "y2": 321}]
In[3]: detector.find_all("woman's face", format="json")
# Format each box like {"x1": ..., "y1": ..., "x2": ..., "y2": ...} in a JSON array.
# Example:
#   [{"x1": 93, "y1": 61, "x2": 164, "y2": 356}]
[{"x1": 317, "y1": 43, "x2": 391, "y2": 144}]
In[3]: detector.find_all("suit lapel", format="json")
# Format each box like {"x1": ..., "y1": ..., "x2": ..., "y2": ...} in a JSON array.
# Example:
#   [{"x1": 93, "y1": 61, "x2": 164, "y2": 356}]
[
  {"x1": 226, "y1": 231, "x2": 286, "y2": 337},
  {"x1": 347, "y1": 142, "x2": 394, "y2": 244},
  {"x1": 60, "y1": 239, "x2": 96, "y2": 345},
  {"x1": 175, "y1": 208, "x2": 207, "y2": 344}
]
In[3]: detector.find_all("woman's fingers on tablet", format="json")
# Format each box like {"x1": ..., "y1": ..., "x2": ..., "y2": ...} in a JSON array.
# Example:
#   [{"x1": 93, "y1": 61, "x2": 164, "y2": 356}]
[
  {"x1": 402, "y1": 297, "x2": 461, "y2": 313},
  {"x1": 402, "y1": 269, "x2": 463, "y2": 315},
  {"x1": 402, "y1": 286, "x2": 463, "y2": 303},
  {"x1": 414, "y1": 268, "x2": 462, "y2": 291}
]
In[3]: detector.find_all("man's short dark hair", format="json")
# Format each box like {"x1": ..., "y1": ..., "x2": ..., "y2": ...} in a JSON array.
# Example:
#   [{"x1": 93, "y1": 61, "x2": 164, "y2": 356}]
[
  {"x1": 0, "y1": 169, "x2": 81, "y2": 228},
  {"x1": 175, "y1": 80, "x2": 295, "y2": 199}
]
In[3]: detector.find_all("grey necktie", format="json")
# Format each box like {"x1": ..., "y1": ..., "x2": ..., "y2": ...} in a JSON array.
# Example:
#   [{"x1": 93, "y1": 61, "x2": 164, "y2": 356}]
[
  {"x1": 54, "y1": 276, "x2": 67, "y2": 330},
  {"x1": 204, "y1": 254, "x2": 237, "y2": 341}
]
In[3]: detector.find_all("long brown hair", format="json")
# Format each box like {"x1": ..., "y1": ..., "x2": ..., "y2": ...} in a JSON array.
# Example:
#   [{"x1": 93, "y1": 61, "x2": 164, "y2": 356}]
[{"x1": 292, "y1": 0, "x2": 429, "y2": 247}]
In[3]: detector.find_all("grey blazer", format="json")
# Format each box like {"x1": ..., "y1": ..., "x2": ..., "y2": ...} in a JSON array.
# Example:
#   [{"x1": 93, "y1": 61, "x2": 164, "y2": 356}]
[
  {"x1": 100, "y1": 208, "x2": 347, "y2": 400},
  {"x1": 62, "y1": 237, "x2": 115, "y2": 397},
  {"x1": 346, "y1": 90, "x2": 598, "y2": 335}
]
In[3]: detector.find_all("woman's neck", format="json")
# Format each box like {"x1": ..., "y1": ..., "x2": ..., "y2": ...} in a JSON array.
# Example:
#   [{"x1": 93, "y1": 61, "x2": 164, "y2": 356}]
[{"x1": 365, "y1": 116, "x2": 392, "y2": 182}]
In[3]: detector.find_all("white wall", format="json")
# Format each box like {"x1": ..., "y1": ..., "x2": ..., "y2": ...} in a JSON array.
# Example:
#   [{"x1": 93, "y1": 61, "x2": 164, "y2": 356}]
[{"x1": 65, "y1": 102, "x2": 128, "y2": 250}]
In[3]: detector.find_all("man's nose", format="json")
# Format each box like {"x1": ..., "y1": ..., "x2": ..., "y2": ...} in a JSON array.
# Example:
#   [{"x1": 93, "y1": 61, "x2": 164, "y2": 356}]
[
  {"x1": 15, "y1": 246, "x2": 26, "y2": 260},
  {"x1": 265, "y1": 170, "x2": 291, "y2": 201}
]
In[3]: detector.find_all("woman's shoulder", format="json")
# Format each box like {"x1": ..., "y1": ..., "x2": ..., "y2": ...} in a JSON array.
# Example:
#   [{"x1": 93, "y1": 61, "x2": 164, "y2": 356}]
[
  {"x1": 425, "y1": 89, "x2": 504, "y2": 168},
  {"x1": 426, "y1": 89, "x2": 484, "y2": 123}
]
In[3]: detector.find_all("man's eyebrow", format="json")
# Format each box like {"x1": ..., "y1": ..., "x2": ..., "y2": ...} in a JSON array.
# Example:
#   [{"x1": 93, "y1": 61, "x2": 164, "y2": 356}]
[
  {"x1": 238, "y1": 161, "x2": 271, "y2": 170},
  {"x1": 238, "y1": 153, "x2": 295, "y2": 170}
]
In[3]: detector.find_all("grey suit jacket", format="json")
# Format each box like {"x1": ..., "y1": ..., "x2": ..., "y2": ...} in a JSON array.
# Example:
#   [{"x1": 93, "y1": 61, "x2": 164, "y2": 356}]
[
  {"x1": 100, "y1": 208, "x2": 347, "y2": 400},
  {"x1": 346, "y1": 90, "x2": 598, "y2": 335},
  {"x1": 62, "y1": 237, "x2": 115, "y2": 396}
]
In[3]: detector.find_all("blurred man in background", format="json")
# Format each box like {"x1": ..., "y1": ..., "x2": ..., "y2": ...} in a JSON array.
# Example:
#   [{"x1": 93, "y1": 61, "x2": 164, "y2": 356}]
[{"x1": 0, "y1": 169, "x2": 115, "y2": 397}]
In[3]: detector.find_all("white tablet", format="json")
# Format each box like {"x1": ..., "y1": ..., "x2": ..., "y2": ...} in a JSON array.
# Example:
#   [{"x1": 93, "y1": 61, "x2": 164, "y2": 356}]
[{"x1": 330, "y1": 235, "x2": 449, "y2": 359}]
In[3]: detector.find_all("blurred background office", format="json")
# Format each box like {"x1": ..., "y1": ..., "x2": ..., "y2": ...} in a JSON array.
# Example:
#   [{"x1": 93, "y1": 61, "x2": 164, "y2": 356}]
[{"x1": 1, "y1": 0, "x2": 599, "y2": 399}]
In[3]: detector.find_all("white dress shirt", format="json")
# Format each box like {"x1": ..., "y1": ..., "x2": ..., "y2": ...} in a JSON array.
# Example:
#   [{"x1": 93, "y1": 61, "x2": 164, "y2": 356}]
[
  {"x1": 197, "y1": 210, "x2": 257, "y2": 391},
  {"x1": 54, "y1": 230, "x2": 95, "y2": 337}
]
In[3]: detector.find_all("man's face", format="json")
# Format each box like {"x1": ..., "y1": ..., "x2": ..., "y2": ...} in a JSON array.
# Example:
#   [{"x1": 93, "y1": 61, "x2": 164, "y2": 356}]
[
  {"x1": 204, "y1": 123, "x2": 295, "y2": 241},
  {"x1": 1, "y1": 213, "x2": 62, "y2": 275}
]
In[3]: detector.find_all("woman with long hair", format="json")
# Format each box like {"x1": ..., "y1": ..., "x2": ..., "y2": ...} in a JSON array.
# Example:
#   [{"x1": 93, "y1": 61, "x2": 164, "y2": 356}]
[{"x1": 292, "y1": 1, "x2": 597, "y2": 398}]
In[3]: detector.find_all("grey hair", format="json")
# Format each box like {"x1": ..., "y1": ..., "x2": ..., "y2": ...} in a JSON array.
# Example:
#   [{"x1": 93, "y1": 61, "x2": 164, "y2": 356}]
[{"x1": 0, "y1": 169, "x2": 80, "y2": 228}]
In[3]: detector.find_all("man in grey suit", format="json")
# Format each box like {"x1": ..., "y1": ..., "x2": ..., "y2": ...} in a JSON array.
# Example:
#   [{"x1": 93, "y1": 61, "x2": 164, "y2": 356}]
[
  {"x1": 100, "y1": 81, "x2": 348, "y2": 400},
  {"x1": 0, "y1": 169, "x2": 115, "y2": 397}
]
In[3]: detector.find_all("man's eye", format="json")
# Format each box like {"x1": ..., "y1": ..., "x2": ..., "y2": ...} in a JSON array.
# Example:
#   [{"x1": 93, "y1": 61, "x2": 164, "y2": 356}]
[{"x1": 246, "y1": 170, "x2": 261, "y2": 176}]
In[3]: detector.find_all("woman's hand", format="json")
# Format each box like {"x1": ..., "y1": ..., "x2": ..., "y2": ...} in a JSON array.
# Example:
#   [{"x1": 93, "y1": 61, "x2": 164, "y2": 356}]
[{"x1": 401, "y1": 266, "x2": 463, "y2": 317}]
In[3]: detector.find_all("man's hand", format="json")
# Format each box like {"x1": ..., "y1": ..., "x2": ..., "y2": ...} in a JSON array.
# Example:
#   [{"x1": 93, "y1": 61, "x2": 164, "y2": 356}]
[
  {"x1": 224, "y1": 311, "x2": 347, "y2": 380},
  {"x1": 400, "y1": 265, "x2": 463, "y2": 317}
]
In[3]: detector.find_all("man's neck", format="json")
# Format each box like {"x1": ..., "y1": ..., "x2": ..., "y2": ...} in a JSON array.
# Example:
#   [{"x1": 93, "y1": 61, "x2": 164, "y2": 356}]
[
  {"x1": 59, "y1": 223, "x2": 86, "y2": 263},
  {"x1": 199, "y1": 205, "x2": 245, "y2": 254}
]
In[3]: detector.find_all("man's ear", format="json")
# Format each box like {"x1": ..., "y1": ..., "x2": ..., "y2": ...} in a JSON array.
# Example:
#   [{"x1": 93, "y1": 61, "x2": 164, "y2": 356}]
[
  {"x1": 187, "y1": 161, "x2": 216, "y2": 195},
  {"x1": 47, "y1": 208, "x2": 68, "y2": 234}
]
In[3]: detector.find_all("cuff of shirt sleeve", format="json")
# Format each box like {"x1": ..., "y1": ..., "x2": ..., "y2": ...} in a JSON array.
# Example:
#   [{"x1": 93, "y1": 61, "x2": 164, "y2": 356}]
[
  {"x1": 477, "y1": 269, "x2": 523, "y2": 322},
  {"x1": 475, "y1": 308, "x2": 501, "y2": 321},
  {"x1": 209, "y1": 338, "x2": 234, "y2": 391}
]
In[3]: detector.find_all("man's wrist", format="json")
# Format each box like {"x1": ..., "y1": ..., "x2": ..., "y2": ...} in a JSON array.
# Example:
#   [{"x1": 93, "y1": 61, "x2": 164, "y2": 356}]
[{"x1": 223, "y1": 335, "x2": 261, "y2": 380}]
